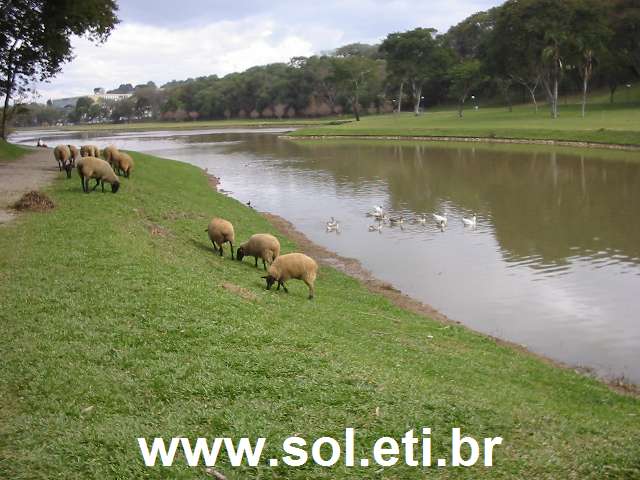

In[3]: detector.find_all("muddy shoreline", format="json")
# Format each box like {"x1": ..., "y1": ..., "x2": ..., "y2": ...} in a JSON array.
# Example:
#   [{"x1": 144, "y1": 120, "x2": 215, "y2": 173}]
[{"x1": 281, "y1": 134, "x2": 640, "y2": 152}]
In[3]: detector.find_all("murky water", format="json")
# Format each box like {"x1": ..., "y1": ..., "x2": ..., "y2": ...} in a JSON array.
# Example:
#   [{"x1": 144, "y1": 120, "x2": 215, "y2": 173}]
[{"x1": 11, "y1": 128, "x2": 640, "y2": 382}]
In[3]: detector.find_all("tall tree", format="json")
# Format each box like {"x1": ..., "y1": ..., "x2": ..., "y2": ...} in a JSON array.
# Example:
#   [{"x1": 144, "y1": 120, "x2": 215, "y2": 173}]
[
  {"x1": 381, "y1": 28, "x2": 451, "y2": 115},
  {"x1": 570, "y1": 0, "x2": 611, "y2": 117},
  {"x1": 331, "y1": 56, "x2": 383, "y2": 121},
  {"x1": 0, "y1": 0, "x2": 118, "y2": 138},
  {"x1": 449, "y1": 60, "x2": 487, "y2": 118}
]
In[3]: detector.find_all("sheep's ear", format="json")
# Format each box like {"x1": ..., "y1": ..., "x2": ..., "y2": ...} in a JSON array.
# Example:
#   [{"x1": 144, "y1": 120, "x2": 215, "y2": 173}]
[{"x1": 261, "y1": 276, "x2": 268, "y2": 279}]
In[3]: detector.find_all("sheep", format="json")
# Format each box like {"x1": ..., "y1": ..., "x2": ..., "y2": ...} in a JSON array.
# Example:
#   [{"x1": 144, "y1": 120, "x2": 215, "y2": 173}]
[
  {"x1": 67, "y1": 145, "x2": 79, "y2": 166},
  {"x1": 53, "y1": 144, "x2": 73, "y2": 178},
  {"x1": 77, "y1": 156, "x2": 120, "y2": 193},
  {"x1": 102, "y1": 145, "x2": 118, "y2": 166},
  {"x1": 80, "y1": 145, "x2": 100, "y2": 158},
  {"x1": 110, "y1": 150, "x2": 134, "y2": 178},
  {"x1": 236, "y1": 233, "x2": 280, "y2": 270},
  {"x1": 262, "y1": 252, "x2": 318, "y2": 299},
  {"x1": 206, "y1": 218, "x2": 235, "y2": 259}
]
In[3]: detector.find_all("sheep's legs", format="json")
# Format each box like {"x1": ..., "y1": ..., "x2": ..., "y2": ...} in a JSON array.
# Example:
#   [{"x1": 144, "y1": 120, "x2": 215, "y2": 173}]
[
  {"x1": 229, "y1": 242, "x2": 234, "y2": 260},
  {"x1": 262, "y1": 259, "x2": 267, "y2": 271},
  {"x1": 254, "y1": 257, "x2": 258, "y2": 268},
  {"x1": 304, "y1": 280, "x2": 315, "y2": 300},
  {"x1": 277, "y1": 280, "x2": 288, "y2": 293},
  {"x1": 91, "y1": 179, "x2": 100, "y2": 191}
]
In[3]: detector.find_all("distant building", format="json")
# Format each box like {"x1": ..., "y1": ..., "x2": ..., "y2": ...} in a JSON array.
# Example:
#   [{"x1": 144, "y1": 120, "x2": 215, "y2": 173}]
[{"x1": 50, "y1": 90, "x2": 132, "y2": 110}]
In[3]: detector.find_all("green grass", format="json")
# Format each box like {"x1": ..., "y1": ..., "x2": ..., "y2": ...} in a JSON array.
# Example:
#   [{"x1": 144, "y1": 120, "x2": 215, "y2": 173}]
[
  {"x1": 0, "y1": 152, "x2": 639, "y2": 479},
  {"x1": 19, "y1": 117, "x2": 353, "y2": 133},
  {"x1": 292, "y1": 102, "x2": 640, "y2": 146},
  {"x1": 0, "y1": 139, "x2": 29, "y2": 162}
]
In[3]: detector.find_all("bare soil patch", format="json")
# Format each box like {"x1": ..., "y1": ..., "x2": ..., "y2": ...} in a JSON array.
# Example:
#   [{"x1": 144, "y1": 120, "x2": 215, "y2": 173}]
[
  {"x1": 221, "y1": 282, "x2": 258, "y2": 301},
  {"x1": 0, "y1": 148, "x2": 58, "y2": 224}
]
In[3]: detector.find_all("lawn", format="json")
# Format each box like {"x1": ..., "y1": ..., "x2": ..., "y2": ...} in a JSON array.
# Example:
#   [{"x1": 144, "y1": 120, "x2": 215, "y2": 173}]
[
  {"x1": 21, "y1": 117, "x2": 352, "y2": 133},
  {"x1": 0, "y1": 139, "x2": 29, "y2": 162},
  {"x1": 0, "y1": 151, "x2": 638, "y2": 479},
  {"x1": 292, "y1": 102, "x2": 640, "y2": 146}
]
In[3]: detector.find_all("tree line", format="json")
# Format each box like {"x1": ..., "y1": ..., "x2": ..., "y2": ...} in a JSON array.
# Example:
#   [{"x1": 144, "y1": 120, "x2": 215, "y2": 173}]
[{"x1": 4, "y1": 0, "x2": 639, "y2": 133}]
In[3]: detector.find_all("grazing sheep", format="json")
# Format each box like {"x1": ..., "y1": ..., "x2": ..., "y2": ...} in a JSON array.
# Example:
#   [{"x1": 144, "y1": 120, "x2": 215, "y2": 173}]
[
  {"x1": 102, "y1": 145, "x2": 118, "y2": 166},
  {"x1": 236, "y1": 233, "x2": 280, "y2": 270},
  {"x1": 80, "y1": 145, "x2": 100, "y2": 158},
  {"x1": 77, "y1": 156, "x2": 120, "y2": 193},
  {"x1": 111, "y1": 150, "x2": 134, "y2": 178},
  {"x1": 206, "y1": 218, "x2": 235, "y2": 259},
  {"x1": 53, "y1": 144, "x2": 73, "y2": 178},
  {"x1": 67, "y1": 145, "x2": 79, "y2": 166},
  {"x1": 262, "y1": 252, "x2": 318, "y2": 300}
]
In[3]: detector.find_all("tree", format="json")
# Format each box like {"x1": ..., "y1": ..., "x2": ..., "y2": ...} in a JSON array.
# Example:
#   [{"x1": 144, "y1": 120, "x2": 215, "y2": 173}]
[
  {"x1": 570, "y1": 0, "x2": 611, "y2": 117},
  {"x1": 330, "y1": 56, "x2": 382, "y2": 121},
  {"x1": 449, "y1": 60, "x2": 487, "y2": 118},
  {"x1": 0, "y1": 0, "x2": 118, "y2": 138},
  {"x1": 75, "y1": 96, "x2": 94, "y2": 122},
  {"x1": 381, "y1": 28, "x2": 451, "y2": 115},
  {"x1": 333, "y1": 43, "x2": 380, "y2": 59}
]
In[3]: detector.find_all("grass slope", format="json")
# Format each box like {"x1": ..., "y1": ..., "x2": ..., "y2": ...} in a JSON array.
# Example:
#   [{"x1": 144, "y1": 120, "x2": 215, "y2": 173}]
[
  {"x1": 292, "y1": 103, "x2": 640, "y2": 146},
  {"x1": 0, "y1": 139, "x2": 29, "y2": 162},
  {"x1": 0, "y1": 152, "x2": 638, "y2": 479}
]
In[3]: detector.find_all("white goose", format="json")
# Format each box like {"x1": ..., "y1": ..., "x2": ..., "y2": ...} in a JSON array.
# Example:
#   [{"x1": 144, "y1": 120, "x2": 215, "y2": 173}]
[
  {"x1": 416, "y1": 214, "x2": 427, "y2": 225},
  {"x1": 462, "y1": 214, "x2": 477, "y2": 227},
  {"x1": 432, "y1": 212, "x2": 447, "y2": 227},
  {"x1": 326, "y1": 217, "x2": 340, "y2": 232}
]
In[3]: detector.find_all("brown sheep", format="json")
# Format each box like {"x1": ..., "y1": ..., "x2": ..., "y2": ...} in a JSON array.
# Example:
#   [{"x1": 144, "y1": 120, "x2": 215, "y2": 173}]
[
  {"x1": 263, "y1": 253, "x2": 318, "y2": 299},
  {"x1": 53, "y1": 145, "x2": 73, "y2": 178},
  {"x1": 67, "y1": 145, "x2": 79, "y2": 166},
  {"x1": 111, "y1": 150, "x2": 134, "y2": 178},
  {"x1": 102, "y1": 145, "x2": 118, "y2": 166},
  {"x1": 236, "y1": 233, "x2": 280, "y2": 270},
  {"x1": 206, "y1": 218, "x2": 235, "y2": 259},
  {"x1": 80, "y1": 145, "x2": 100, "y2": 158},
  {"x1": 77, "y1": 157, "x2": 120, "y2": 193}
]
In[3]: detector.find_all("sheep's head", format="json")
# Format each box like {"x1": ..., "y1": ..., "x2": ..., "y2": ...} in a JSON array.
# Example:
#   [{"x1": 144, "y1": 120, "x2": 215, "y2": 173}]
[
  {"x1": 262, "y1": 275, "x2": 275, "y2": 290},
  {"x1": 111, "y1": 181, "x2": 120, "y2": 193},
  {"x1": 236, "y1": 246, "x2": 246, "y2": 261}
]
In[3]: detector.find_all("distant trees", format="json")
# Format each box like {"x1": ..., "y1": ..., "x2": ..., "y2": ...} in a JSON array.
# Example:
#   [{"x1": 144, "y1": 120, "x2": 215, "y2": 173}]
[
  {"x1": 9, "y1": 0, "x2": 639, "y2": 128},
  {"x1": 0, "y1": 0, "x2": 118, "y2": 138},
  {"x1": 381, "y1": 28, "x2": 451, "y2": 115}
]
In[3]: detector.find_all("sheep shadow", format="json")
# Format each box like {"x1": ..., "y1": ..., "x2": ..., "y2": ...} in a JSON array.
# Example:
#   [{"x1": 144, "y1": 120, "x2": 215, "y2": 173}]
[{"x1": 189, "y1": 237, "x2": 216, "y2": 254}]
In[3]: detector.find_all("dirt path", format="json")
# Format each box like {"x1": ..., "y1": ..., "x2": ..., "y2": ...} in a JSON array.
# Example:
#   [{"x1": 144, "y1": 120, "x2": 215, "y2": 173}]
[{"x1": 0, "y1": 148, "x2": 57, "y2": 224}]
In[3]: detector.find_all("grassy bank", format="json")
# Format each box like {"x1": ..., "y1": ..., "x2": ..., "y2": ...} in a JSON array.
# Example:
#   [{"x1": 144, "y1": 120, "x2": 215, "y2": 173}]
[
  {"x1": 0, "y1": 139, "x2": 29, "y2": 162},
  {"x1": 292, "y1": 103, "x2": 640, "y2": 146},
  {"x1": 0, "y1": 152, "x2": 639, "y2": 479},
  {"x1": 19, "y1": 117, "x2": 352, "y2": 134}
]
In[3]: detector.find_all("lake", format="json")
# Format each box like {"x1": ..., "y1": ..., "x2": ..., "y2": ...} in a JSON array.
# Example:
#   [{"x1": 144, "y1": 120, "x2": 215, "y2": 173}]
[{"x1": 11, "y1": 128, "x2": 640, "y2": 383}]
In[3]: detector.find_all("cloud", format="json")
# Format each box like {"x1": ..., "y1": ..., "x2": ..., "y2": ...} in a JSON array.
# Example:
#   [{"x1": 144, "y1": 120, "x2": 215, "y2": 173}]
[
  {"x1": 33, "y1": 17, "x2": 321, "y2": 100},
  {"x1": 31, "y1": 0, "x2": 503, "y2": 101}
]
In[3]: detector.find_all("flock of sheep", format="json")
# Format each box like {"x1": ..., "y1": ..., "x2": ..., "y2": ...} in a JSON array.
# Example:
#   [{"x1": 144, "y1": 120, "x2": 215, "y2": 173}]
[
  {"x1": 206, "y1": 218, "x2": 318, "y2": 299},
  {"x1": 52, "y1": 143, "x2": 319, "y2": 299},
  {"x1": 53, "y1": 143, "x2": 133, "y2": 193}
]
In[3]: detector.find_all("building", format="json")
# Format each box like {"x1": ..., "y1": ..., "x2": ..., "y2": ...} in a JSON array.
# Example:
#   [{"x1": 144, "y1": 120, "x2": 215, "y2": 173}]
[{"x1": 50, "y1": 88, "x2": 132, "y2": 110}]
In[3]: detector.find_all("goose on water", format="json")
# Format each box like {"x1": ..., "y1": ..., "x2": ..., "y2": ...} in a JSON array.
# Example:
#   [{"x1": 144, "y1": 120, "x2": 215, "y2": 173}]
[
  {"x1": 462, "y1": 214, "x2": 477, "y2": 227},
  {"x1": 432, "y1": 212, "x2": 447, "y2": 227},
  {"x1": 326, "y1": 217, "x2": 340, "y2": 232},
  {"x1": 389, "y1": 215, "x2": 404, "y2": 226},
  {"x1": 368, "y1": 223, "x2": 383, "y2": 233}
]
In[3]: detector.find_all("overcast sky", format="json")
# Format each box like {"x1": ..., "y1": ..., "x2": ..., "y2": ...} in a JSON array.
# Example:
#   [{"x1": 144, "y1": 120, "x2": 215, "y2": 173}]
[{"x1": 33, "y1": 0, "x2": 502, "y2": 101}]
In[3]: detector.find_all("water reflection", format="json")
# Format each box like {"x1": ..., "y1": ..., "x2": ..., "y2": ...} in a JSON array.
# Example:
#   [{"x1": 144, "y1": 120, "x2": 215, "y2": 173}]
[{"x1": 10, "y1": 129, "x2": 640, "y2": 382}]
